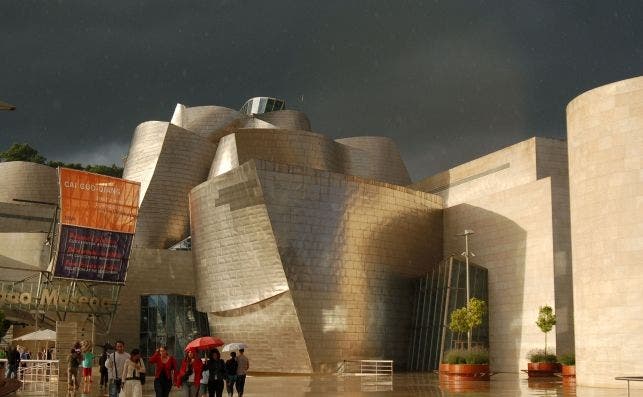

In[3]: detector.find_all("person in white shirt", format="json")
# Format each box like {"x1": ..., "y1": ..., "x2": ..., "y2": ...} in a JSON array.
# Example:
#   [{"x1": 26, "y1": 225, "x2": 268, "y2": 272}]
[
  {"x1": 121, "y1": 349, "x2": 146, "y2": 397},
  {"x1": 199, "y1": 367, "x2": 210, "y2": 397},
  {"x1": 105, "y1": 340, "x2": 131, "y2": 397}
]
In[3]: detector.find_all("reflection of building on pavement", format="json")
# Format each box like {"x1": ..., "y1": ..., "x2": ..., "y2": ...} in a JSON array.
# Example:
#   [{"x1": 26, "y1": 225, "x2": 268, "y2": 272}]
[{"x1": 1, "y1": 77, "x2": 642, "y2": 389}]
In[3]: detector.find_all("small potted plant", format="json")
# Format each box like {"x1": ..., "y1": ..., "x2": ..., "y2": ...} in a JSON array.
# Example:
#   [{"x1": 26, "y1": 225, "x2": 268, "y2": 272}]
[
  {"x1": 440, "y1": 298, "x2": 490, "y2": 381},
  {"x1": 527, "y1": 305, "x2": 560, "y2": 377},
  {"x1": 526, "y1": 348, "x2": 559, "y2": 377},
  {"x1": 558, "y1": 353, "x2": 575, "y2": 378}
]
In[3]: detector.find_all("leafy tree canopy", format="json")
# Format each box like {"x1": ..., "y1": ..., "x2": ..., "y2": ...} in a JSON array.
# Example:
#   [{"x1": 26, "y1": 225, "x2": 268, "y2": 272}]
[
  {"x1": 536, "y1": 305, "x2": 556, "y2": 334},
  {"x1": 449, "y1": 306, "x2": 470, "y2": 334},
  {"x1": 449, "y1": 298, "x2": 487, "y2": 334},
  {"x1": 0, "y1": 143, "x2": 46, "y2": 164},
  {"x1": 535, "y1": 305, "x2": 557, "y2": 355},
  {"x1": 0, "y1": 143, "x2": 123, "y2": 177}
]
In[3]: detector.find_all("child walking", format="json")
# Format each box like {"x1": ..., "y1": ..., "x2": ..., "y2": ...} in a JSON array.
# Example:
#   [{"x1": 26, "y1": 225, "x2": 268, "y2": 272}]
[{"x1": 199, "y1": 366, "x2": 210, "y2": 397}]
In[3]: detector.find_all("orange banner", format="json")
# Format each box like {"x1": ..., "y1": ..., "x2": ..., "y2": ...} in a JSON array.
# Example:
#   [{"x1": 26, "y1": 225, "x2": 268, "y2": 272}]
[{"x1": 59, "y1": 168, "x2": 140, "y2": 234}]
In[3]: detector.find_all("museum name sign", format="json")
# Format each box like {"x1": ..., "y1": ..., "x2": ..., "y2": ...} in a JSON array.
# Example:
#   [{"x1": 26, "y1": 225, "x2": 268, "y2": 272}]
[{"x1": 0, "y1": 289, "x2": 117, "y2": 310}]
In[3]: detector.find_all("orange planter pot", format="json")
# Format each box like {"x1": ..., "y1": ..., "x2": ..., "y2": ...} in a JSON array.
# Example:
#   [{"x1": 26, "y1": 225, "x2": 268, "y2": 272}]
[
  {"x1": 438, "y1": 363, "x2": 453, "y2": 381},
  {"x1": 561, "y1": 364, "x2": 576, "y2": 377},
  {"x1": 449, "y1": 364, "x2": 491, "y2": 381},
  {"x1": 527, "y1": 362, "x2": 561, "y2": 377}
]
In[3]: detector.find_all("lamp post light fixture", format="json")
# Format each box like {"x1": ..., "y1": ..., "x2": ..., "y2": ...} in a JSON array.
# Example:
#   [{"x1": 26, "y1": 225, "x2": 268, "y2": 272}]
[
  {"x1": 457, "y1": 229, "x2": 475, "y2": 348},
  {"x1": 0, "y1": 100, "x2": 16, "y2": 111}
]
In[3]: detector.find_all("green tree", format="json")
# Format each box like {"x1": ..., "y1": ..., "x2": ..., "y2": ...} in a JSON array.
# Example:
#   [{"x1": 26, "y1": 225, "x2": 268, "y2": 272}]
[
  {"x1": 46, "y1": 160, "x2": 83, "y2": 170},
  {"x1": 536, "y1": 305, "x2": 556, "y2": 355},
  {"x1": 0, "y1": 143, "x2": 46, "y2": 163},
  {"x1": 85, "y1": 164, "x2": 123, "y2": 178},
  {"x1": 1, "y1": 143, "x2": 123, "y2": 177},
  {"x1": 449, "y1": 298, "x2": 487, "y2": 350}
]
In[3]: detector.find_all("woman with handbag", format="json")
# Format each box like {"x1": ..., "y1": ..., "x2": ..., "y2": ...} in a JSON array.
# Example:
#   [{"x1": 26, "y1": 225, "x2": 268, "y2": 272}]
[
  {"x1": 149, "y1": 345, "x2": 176, "y2": 397},
  {"x1": 175, "y1": 349, "x2": 203, "y2": 397},
  {"x1": 121, "y1": 349, "x2": 146, "y2": 397}
]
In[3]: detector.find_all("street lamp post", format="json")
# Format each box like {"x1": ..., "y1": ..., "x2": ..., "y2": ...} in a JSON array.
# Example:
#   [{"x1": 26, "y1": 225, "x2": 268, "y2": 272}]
[
  {"x1": 457, "y1": 229, "x2": 475, "y2": 349},
  {"x1": 0, "y1": 100, "x2": 16, "y2": 111}
]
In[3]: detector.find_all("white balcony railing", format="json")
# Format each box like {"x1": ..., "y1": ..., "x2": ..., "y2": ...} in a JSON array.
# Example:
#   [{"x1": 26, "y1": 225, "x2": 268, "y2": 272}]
[{"x1": 12, "y1": 359, "x2": 59, "y2": 393}]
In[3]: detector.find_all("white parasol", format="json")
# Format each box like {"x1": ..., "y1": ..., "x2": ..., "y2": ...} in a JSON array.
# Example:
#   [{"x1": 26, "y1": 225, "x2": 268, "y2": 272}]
[
  {"x1": 221, "y1": 342, "x2": 247, "y2": 352},
  {"x1": 12, "y1": 329, "x2": 56, "y2": 341}
]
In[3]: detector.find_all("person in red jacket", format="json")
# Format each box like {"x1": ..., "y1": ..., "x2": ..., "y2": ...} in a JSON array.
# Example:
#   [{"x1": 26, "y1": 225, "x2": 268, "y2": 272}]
[
  {"x1": 175, "y1": 349, "x2": 203, "y2": 397},
  {"x1": 149, "y1": 346, "x2": 176, "y2": 397}
]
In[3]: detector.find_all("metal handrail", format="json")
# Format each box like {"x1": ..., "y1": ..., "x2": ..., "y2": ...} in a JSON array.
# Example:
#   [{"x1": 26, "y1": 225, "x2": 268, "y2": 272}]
[
  {"x1": 341, "y1": 359, "x2": 393, "y2": 376},
  {"x1": 15, "y1": 359, "x2": 59, "y2": 393},
  {"x1": 615, "y1": 376, "x2": 643, "y2": 397}
]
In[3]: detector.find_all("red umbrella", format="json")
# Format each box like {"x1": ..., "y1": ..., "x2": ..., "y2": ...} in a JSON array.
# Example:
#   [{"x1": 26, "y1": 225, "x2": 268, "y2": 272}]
[{"x1": 184, "y1": 336, "x2": 225, "y2": 352}]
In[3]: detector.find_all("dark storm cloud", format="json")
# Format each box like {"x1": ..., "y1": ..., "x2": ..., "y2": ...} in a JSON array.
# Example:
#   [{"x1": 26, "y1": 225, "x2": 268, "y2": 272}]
[{"x1": 1, "y1": 0, "x2": 641, "y2": 180}]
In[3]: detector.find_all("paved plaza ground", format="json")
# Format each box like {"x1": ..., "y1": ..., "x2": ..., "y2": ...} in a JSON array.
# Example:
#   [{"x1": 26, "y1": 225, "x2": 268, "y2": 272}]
[{"x1": 14, "y1": 372, "x2": 643, "y2": 397}]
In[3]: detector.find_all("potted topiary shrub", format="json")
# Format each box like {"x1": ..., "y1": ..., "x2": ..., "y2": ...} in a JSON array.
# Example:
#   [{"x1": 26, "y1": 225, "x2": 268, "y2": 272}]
[
  {"x1": 527, "y1": 305, "x2": 560, "y2": 377},
  {"x1": 526, "y1": 348, "x2": 559, "y2": 377},
  {"x1": 558, "y1": 353, "x2": 575, "y2": 378},
  {"x1": 440, "y1": 298, "x2": 490, "y2": 381}
]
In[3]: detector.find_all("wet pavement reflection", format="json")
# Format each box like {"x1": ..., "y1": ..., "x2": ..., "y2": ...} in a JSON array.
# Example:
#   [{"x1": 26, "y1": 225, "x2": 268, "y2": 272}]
[{"x1": 17, "y1": 372, "x2": 641, "y2": 397}]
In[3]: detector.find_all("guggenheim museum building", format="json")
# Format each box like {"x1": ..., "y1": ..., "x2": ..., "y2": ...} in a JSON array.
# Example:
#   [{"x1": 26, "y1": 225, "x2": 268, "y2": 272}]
[{"x1": 0, "y1": 76, "x2": 641, "y2": 389}]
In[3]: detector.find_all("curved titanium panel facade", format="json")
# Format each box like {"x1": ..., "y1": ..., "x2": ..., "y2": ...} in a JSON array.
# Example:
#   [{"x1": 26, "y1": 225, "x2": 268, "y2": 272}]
[
  {"x1": 0, "y1": 162, "x2": 60, "y2": 279},
  {"x1": 258, "y1": 160, "x2": 442, "y2": 371},
  {"x1": 127, "y1": 123, "x2": 216, "y2": 248},
  {"x1": 256, "y1": 110, "x2": 312, "y2": 131},
  {"x1": 170, "y1": 104, "x2": 245, "y2": 141},
  {"x1": 123, "y1": 121, "x2": 168, "y2": 200},
  {"x1": 208, "y1": 129, "x2": 413, "y2": 187},
  {"x1": 191, "y1": 161, "x2": 290, "y2": 312},
  {"x1": 566, "y1": 76, "x2": 643, "y2": 388},
  {"x1": 237, "y1": 118, "x2": 277, "y2": 129},
  {"x1": 0, "y1": 161, "x2": 58, "y2": 205},
  {"x1": 191, "y1": 158, "x2": 443, "y2": 372},
  {"x1": 208, "y1": 291, "x2": 313, "y2": 373},
  {"x1": 234, "y1": 129, "x2": 344, "y2": 175},
  {"x1": 208, "y1": 134, "x2": 239, "y2": 178},
  {"x1": 337, "y1": 136, "x2": 412, "y2": 185}
]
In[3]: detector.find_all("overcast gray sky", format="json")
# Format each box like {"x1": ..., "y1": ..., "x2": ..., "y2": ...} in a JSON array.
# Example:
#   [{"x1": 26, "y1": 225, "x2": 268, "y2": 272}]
[{"x1": 1, "y1": 1, "x2": 641, "y2": 180}]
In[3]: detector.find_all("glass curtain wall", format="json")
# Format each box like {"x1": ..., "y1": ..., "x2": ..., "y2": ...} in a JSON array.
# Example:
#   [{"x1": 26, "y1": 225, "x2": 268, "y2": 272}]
[
  {"x1": 408, "y1": 256, "x2": 488, "y2": 371},
  {"x1": 140, "y1": 295, "x2": 209, "y2": 369},
  {"x1": 239, "y1": 97, "x2": 285, "y2": 115}
]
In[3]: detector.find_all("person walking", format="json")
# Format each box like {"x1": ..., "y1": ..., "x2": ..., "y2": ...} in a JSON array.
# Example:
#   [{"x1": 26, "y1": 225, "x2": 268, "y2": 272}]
[
  {"x1": 80, "y1": 340, "x2": 94, "y2": 394},
  {"x1": 149, "y1": 345, "x2": 176, "y2": 397},
  {"x1": 206, "y1": 349, "x2": 225, "y2": 397},
  {"x1": 175, "y1": 349, "x2": 203, "y2": 397},
  {"x1": 121, "y1": 349, "x2": 145, "y2": 397},
  {"x1": 106, "y1": 341, "x2": 130, "y2": 397},
  {"x1": 198, "y1": 365, "x2": 209, "y2": 397},
  {"x1": 235, "y1": 349, "x2": 249, "y2": 397},
  {"x1": 99, "y1": 348, "x2": 109, "y2": 392},
  {"x1": 7, "y1": 346, "x2": 20, "y2": 380},
  {"x1": 67, "y1": 348, "x2": 81, "y2": 392},
  {"x1": 224, "y1": 352, "x2": 237, "y2": 397}
]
